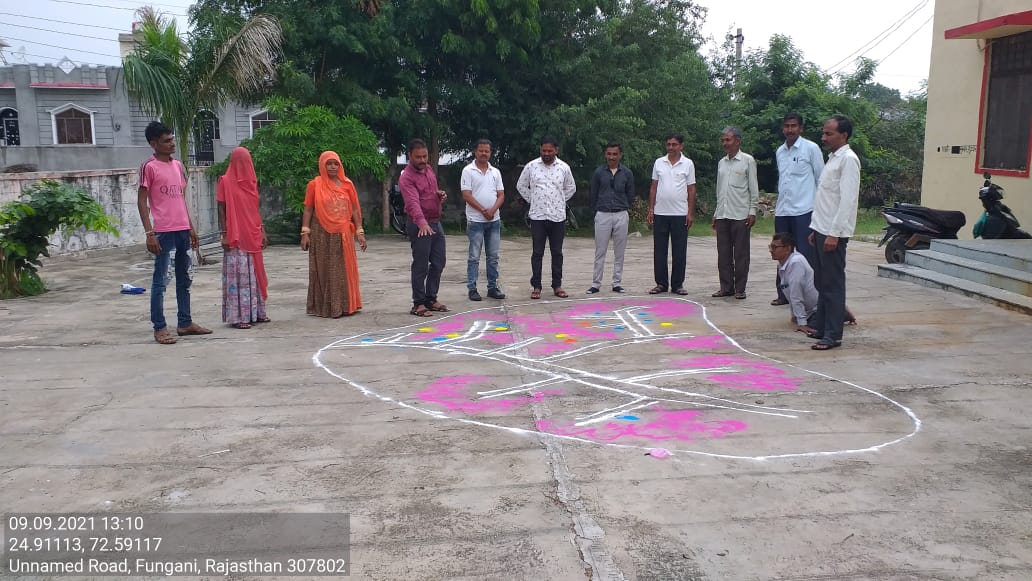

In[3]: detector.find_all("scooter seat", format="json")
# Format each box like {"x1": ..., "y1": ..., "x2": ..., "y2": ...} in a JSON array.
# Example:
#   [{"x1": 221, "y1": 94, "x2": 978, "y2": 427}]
[{"x1": 893, "y1": 204, "x2": 967, "y2": 231}]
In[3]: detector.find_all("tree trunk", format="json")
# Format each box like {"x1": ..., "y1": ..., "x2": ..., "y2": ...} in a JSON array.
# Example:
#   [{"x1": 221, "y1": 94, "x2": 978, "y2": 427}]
[
  {"x1": 426, "y1": 98, "x2": 441, "y2": 174},
  {"x1": 381, "y1": 145, "x2": 399, "y2": 231}
]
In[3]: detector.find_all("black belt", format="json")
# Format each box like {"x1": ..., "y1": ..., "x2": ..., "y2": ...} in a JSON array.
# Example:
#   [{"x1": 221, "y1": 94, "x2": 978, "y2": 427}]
[{"x1": 597, "y1": 209, "x2": 627, "y2": 213}]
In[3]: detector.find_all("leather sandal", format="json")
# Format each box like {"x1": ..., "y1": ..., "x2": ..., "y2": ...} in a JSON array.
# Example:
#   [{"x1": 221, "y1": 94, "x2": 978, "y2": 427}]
[{"x1": 410, "y1": 305, "x2": 433, "y2": 317}]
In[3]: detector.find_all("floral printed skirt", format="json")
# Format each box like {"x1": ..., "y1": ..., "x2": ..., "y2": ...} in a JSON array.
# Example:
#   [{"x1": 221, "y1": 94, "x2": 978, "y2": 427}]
[{"x1": 222, "y1": 248, "x2": 267, "y2": 324}]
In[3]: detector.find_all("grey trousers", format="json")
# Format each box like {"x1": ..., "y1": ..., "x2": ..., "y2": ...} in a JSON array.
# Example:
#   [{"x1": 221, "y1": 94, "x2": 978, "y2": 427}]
[
  {"x1": 714, "y1": 218, "x2": 751, "y2": 294},
  {"x1": 592, "y1": 210, "x2": 629, "y2": 288}
]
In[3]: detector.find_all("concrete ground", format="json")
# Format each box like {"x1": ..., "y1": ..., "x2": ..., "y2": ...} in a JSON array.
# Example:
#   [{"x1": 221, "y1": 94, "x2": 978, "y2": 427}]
[{"x1": 2, "y1": 232, "x2": 1031, "y2": 581}]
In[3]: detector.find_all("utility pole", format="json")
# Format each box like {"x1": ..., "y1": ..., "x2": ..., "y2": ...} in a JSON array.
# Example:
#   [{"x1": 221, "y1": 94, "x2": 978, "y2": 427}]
[
  {"x1": 734, "y1": 28, "x2": 744, "y2": 65},
  {"x1": 727, "y1": 28, "x2": 745, "y2": 88}
]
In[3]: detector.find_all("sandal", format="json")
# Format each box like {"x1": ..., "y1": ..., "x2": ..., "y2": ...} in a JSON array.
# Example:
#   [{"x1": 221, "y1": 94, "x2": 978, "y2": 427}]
[
  {"x1": 771, "y1": 297, "x2": 789, "y2": 306},
  {"x1": 812, "y1": 339, "x2": 842, "y2": 351},
  {"x1": 648, "y1": 286, "x2": 667, "y2": 295},
  {"x1": 254, "y1": 316, "x2": 271, "y2": 323},
  {"x1": 673, "y1": 288, "x2": 689, "y2": 295},
  {"x1": 410, "y1": 305, "x2": 433, "y2": 317},
  {"x1": 553, "y1": 288, "x2": 569, "y2": 298},
  {"x1": 427, "y1": 302, "x2": 449, "y2": 312},
  {"x1": 531, "y1": 288, "x2": 542, "y2": 300},
  {"x1": 712, "y1": 290, "x2": 733, "y2": 297},
  {"x1": 176, "y1": 323, "x2": 213, "y2": 336},
  {"x1": 805, "y1": 330, "x2": 824, "y2": 340},
  {"x1": 233, "y1": 322, "x2": 252, "y2": 329},
  {"x1": 154, "y1": 329, "x2": 177, "y2": 344}
]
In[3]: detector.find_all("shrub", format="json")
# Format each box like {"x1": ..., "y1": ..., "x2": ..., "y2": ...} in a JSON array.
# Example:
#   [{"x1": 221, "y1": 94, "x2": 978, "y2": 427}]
[{"x1": 0, "y1": 180, "x2": 119, "y2": 298}]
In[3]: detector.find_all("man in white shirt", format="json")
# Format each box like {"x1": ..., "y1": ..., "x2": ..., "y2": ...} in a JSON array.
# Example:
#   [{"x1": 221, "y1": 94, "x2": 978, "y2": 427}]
[
  {"x1": 517, "y1": 136, "x2": 576, "y2": 299},
  {"x1": 773, "y1": 112, "x2": 824, "y2": 306},
  {"x1": 461, "y1": 139, "x2": 506, "y2": 301},
  {"x1": 808, "y1": 115, "x2": 861, "y2": 351},
  {"x1": 712, "y1": 127, "x2": 758, "y2": 300},
  {"x1": 648, "y1": 132, "x2": 696, "y2": 295}
]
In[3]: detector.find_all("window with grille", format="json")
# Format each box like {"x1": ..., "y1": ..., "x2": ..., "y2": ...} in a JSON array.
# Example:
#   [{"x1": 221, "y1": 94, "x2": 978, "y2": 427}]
[
  {"x1": 250, "y1": 110, "x2": 276, "y2": 137},
  {"x1": 55, "y1": 108, "x2": 94, "y2": 145},
  {"x1": 982, "y1": 31, "x2": 1032, "y2": 173}
]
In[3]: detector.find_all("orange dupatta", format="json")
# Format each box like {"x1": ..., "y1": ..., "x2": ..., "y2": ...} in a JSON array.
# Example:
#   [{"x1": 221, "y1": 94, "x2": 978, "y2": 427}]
[
  {"x1": 217, "y1": 146, "x2": 268, "y2": 299},
  {"x1": 310, "y1": 151, "x2": 361, "y2": 235},
  {"x1": 306, "y1": 151, "x2": 363, "y2": 312}
]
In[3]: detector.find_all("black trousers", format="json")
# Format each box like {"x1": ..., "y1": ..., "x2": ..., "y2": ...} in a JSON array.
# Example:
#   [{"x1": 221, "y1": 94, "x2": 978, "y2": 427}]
[
  {"x1": 714, "y1": 218, "x2": 751, "y2": 294},
  {"x1": 653, "y1": 214, "x2": 688, "y2": 290},
  {"x1": 810, "y1": 231, "x2": 848, "y2": 342},
  {"x1": 530, "y1": 219, "x2": 565, "y2": 289},
  {"x1": 407, "y1": 221, "x2": 447, "y2": 306}
]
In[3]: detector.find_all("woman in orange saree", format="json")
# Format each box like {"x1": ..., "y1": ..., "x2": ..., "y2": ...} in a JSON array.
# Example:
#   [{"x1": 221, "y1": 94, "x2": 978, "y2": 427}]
[{"x1": 300, "y1": 151, "x2": 367, "y2": 317}]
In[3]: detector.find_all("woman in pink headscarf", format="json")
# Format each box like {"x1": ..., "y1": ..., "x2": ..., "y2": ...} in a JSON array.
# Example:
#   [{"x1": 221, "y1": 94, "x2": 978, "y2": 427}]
[{"x1": 217, "y1": 146, "x2": 269, "y2": 329}]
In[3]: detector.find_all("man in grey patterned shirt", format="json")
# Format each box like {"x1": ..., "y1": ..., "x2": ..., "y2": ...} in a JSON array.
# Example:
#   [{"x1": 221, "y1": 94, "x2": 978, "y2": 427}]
[{"x1": 517, "y1": 136, "x2": 576, "y2": 299}]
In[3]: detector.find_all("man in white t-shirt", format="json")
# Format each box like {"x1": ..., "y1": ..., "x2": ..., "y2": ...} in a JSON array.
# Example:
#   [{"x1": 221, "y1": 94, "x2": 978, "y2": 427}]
[
  {"x1": 461, "y1": 139, "x2": 506, "y2": 301},
  {"x1": 647, "y1": 132, "x2": 696, "y2": 295}
]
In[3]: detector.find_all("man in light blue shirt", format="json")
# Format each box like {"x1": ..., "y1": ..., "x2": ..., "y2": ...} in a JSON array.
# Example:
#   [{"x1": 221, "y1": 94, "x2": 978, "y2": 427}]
[{"x1": 773, "y1": 112, "x2": 824, "y2": 306}]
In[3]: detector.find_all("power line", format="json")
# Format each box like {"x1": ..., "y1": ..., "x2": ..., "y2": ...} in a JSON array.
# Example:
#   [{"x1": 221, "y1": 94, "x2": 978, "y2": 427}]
[
  {"x1": 0, "y1": 12, "x2": 126, "y2": 31},
  {"x1": 0, "y1": 22, "x2": 118, "y2": 42},
  {"x1": 46, "y1": 0, "x2": 186, "y2": 17},
  {"x1": 827, "y1": 0, "x2": 929, "y2": 73},
  {"x1": 877, "y1": 15, "x2": 933, "y2": 65},
  {"x1": 77, "y1": 0, "x2": 194, "y2": 11},
  {"x1": 0, "y1": 35, "x2": 120, "y2": 58}
]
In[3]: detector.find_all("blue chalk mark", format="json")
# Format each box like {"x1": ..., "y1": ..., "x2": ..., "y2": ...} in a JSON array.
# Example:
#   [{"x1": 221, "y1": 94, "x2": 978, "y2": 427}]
[
  {"x1": 361, "y1": 337, "x2": 374, "y2": 343},
  {"x1": 432, "y1": 337, "x2": 448, "y2": 342},
  {"x1": 614, "y1": 326, "x2": 625, "y2": 331},
  {"x1": 616, "y1": 415, "x2": 640, "y2": 421}
]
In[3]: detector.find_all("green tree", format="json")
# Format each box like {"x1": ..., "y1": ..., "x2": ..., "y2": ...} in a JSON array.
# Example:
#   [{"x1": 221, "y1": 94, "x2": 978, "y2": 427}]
[
  {"x1": 122, "y1": 6, "x2": 283, "y2": 172},
  {"x1": 0, "y1": 181, "x2": 119, "y2": 298},
  {"x1": 210, "y1": 98, "x2": 387, "y2": 215}
]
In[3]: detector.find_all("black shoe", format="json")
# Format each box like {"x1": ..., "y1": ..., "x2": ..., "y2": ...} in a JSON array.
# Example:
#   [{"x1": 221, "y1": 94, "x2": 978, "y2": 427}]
[
  {"x1": 469, "y1": 289, "x2": 482, "y2": 301},
  {"x1": 486, "y1": 288, "x2": 506, "y2": 299},
  {"x1": 586, "y1": 287, "x2": 600, "y2": 294},
  {"x1": 612, "y1": 286, "x2": 626, "y2": 293}
]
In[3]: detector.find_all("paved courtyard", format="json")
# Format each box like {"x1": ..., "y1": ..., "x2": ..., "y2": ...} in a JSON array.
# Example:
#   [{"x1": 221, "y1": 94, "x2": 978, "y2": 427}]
[{"x1": 2, "y1": 233, "x2": 1030, "y2": 580}]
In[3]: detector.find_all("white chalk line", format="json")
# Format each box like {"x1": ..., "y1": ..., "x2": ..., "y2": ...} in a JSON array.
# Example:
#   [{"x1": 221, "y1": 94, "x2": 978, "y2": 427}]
[{"x1": 313, "y1": 296, "x2": 922, "y2": 460}]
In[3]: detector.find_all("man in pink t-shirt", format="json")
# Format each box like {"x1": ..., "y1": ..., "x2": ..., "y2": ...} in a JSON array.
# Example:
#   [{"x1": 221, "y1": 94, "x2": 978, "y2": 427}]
[{"x1": 136, "y1": 121, "x2": 212, "y2": 344}]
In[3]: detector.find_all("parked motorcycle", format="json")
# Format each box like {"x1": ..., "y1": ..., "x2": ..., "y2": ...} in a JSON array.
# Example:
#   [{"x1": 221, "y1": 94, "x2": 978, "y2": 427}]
[
  {"x1": 974, "y1": 172, "x2": 1031, "y2": 240},
  {"x1": 879, "y1": 202, "x2": 967, "y2": 264},
  {"x1": 389, "y1": 184, "x2": 406, "y2": 235}
]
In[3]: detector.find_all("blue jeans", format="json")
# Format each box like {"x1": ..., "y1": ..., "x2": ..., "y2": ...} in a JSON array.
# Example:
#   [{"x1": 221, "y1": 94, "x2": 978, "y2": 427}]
[
  {"x1": 151, "y1": 230, "x2": 193, "y2": 331},
  {"x1": 467, "y1": 220, "x2": 501, "y2": 290}
]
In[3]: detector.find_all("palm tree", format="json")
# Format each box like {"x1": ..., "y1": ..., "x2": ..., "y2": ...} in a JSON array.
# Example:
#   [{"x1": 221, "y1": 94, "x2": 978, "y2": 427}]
[{"x1": 122, "y1": 6, "x2": 283, "y2": 172}]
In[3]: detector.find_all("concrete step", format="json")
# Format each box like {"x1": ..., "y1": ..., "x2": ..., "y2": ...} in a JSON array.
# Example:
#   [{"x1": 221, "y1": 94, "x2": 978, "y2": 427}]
[
  {"x1": 904, "y1": 249, "x2": 1032, "y2": 296},
  {"x1": 930, "y1": 239, "x2": 1032, "y2": 272},
  {"x1": 878, "y1": 263, "x2": 1032, "y2": 315}
]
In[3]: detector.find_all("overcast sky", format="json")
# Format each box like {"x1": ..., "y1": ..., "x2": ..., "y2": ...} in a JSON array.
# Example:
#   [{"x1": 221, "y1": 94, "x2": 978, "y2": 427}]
[{"x1": 1, "y1": 0, "x2": 933, "y2": 95}]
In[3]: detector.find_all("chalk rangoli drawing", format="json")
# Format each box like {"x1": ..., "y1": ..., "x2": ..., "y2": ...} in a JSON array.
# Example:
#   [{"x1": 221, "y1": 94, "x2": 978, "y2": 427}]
[{"x1": 314, "y1": 297, "x2": 921, "y2": 460}]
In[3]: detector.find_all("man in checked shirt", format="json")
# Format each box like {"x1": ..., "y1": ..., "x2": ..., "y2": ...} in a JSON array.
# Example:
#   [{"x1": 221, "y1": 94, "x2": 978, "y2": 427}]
[{"x1": 517, "y1": 136, "x2": 576, "y2": 300}]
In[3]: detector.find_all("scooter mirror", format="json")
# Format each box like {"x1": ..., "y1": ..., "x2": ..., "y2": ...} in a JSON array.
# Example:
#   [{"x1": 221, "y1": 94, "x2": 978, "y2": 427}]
[{"x1": 984, "y1": 172, "x2": 992, "y2": 180}]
